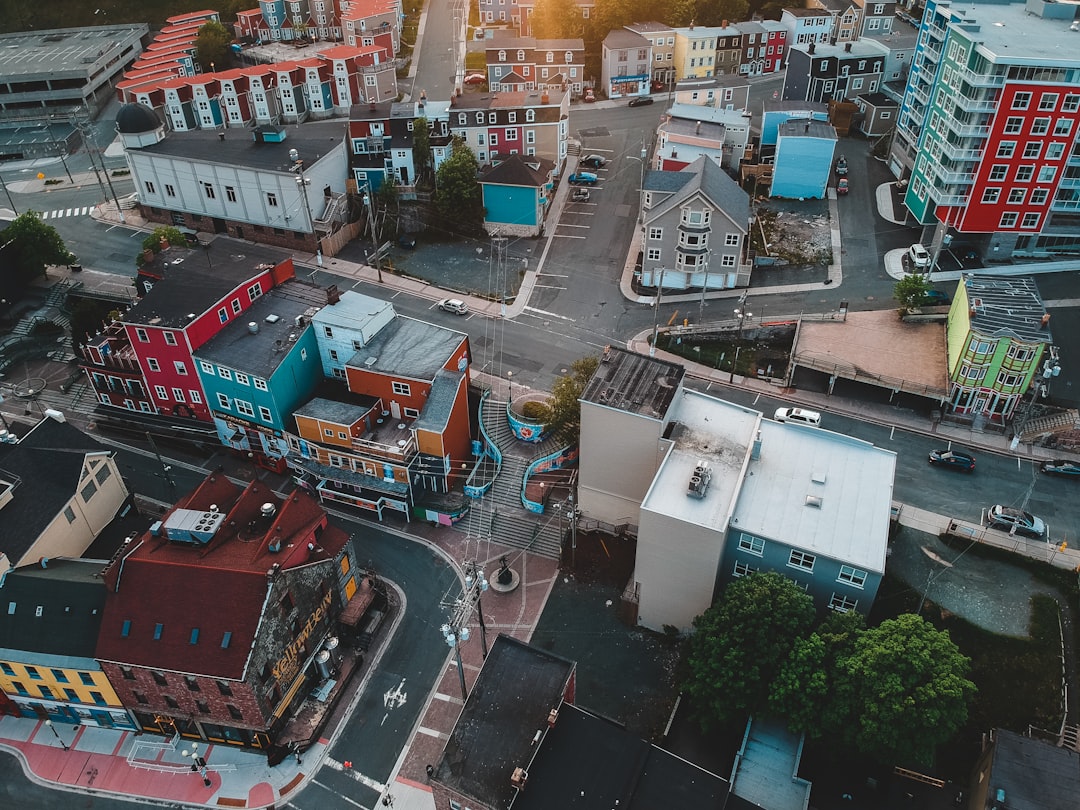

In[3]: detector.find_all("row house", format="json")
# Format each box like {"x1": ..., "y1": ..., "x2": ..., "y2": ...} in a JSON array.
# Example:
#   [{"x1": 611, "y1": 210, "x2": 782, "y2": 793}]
[
  {"x1": 477, "y1": 0, "x2": 519, "y2": 27},
  {"x1": 673, "y1": 76, "x2": 750, "y2": 111},
  {"x1": 446, "y1": 89, "x2": 569, "y2": 168},
  {"x1": 234, "y1": 0, "x2": 345, "y2": 43},
  {"x1": 600, "y1": 30, "x2": 652, "y2": 100},
  {"x1": 853, "y1": 0, "x2": 896, "y2": 38},
  {"x1": 625, "y1": 21, "x2": 676, "y2": 86},
  {"x1": 780, "y1": 8, "x2": 834, "y2": 50},
  {"x1": 0, "y1": 560, "x2": 136, "y2": 731},
  {"x1": 893, "y1": 0, "x2": 1080, "y2": 260},
  {"x1": 116, "y1": 10, "x2": 217, "y2": 100},
  {"x1": 0, "y1": 416, "x2": 130, "y2": 578},
  {"x1": 672, "y1": 25, "x2": 725, "y2": 80},
  {"x1": 342, "y1": 0, "x2": 400, "y2": 56},
  {"x1": 782, "y1": 40, "x2": 885, "y2": 104},
  {"x1": 79, "y1": 231, "x2": 297, "y2": 422},
  {"x1": 195, "y1": 281, "x2": 329, "y2": 474},
  {"x1": 287, "y1": 291, "x2": 474, "y2": 518},
  {"x1": 807, "y1": 0, "x2": 862, "y2": 43},
  {"x1": 484, "y1": 37, "x2": 586, "y2": 98},
  {"x1": 656, "y1": 103, "x2": 752, "y2": 174},
  {"x1": 347, "y1": 98, "x2": 451, "y2": 190},
  {"x1": 639, "y1": 156, "x2": 753, "y2": 292},
  {"x1": 731, "y1": 19, "x2": 787, "y2": 76},
  {"x1": 96, "y1": 473, "x2": 360, "y2": 752}
]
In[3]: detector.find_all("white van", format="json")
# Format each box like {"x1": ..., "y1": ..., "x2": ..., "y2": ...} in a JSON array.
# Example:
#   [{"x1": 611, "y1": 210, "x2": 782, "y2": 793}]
[{"x1": 774, "y1": 407, "x2": 822, "y2": 427}]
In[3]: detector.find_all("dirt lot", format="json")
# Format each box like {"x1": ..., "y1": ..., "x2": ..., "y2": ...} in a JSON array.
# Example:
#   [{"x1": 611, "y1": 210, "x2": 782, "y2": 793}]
[{"x1": 752, "y1": 198, "x2": 833, "y2": 267}]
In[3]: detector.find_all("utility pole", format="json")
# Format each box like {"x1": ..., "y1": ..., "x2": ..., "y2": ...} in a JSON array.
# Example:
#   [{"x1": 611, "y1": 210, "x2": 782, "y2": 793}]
[{"x1": 649, "y1": 267, "x2": 667, "y2": 357}]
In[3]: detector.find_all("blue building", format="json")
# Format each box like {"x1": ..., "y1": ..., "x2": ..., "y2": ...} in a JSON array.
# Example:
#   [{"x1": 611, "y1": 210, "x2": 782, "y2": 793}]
[
  {"x1": 480, "y1": 154, "x2": 556, "y2": 237},
  {"x1": 194, "y1": 280, "x2": 328, "y2": 472},
  {"x1": 759, "y1": 101, "x2": 829, "y2": 150},
  {"x1": 771, "y1": 118, "x2": 838, "y2": 199}
]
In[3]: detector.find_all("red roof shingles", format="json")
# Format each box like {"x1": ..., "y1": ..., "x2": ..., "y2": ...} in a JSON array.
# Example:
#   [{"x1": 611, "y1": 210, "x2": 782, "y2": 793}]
[{"x1": 98, "y1": 474, "x2": 347, "y2": 679}]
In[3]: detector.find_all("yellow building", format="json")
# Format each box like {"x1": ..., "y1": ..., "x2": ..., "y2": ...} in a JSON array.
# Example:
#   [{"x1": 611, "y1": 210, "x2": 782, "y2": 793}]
[
  {"x1": 672, "y1": 25, "x2": 723, "y2": 80},
  {"x1": 0, "y1": 559, "x2": 136, "y2": 729}
]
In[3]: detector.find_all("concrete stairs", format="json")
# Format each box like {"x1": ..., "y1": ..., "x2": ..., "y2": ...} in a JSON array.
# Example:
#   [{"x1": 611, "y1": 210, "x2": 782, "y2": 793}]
[
  {"x1": 1019, "y1": 409, "x2": 1080, "y2": 442},
  {"x1": 466, "y1": 395, "x2": 569, "y2": 560}
]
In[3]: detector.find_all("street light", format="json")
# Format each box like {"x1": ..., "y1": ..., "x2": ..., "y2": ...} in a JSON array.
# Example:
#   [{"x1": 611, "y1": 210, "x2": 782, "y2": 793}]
[
  {"x1": 183, "y1": 742, "x2": 212, "y2": 787},
  {"x1": 438, "y1": 559, "x2": 490, "y2": 700},
  {"x1": 506, "y1": 370, "x2": 514, "y2": 403},
  {"x1": 289, "y1": 148, "x2": 315, "y2": 248},
  {"x1": 916, "y1": 546, "x2": 954, "y2": 615},
  {"x1": 44, "y1": 719, "x2": 70, "y2": 751},
  {"x1": 463, "y1": 560, "x2": 490, "y2": 659},
  {"x1": 649, "y1": 266, "x2": 667, "y2": 357}
]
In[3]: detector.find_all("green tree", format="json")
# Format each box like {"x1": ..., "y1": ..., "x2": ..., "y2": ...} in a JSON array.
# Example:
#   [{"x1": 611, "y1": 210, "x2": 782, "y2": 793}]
[
  {"x1": 836, "y1": 613, "x2": 976, "y2": 766},
  {"x1": 684, "y1": 572, "x2": 816, "y2": 728},
  {"x1": 0, "y1": 212, "x2": 75, "y2": 299},
  {"x1": 412, "y1": 116, "x2": 432, "y2": 187},
  {"x1": 693, "y1": 0, "x2": 750, "y2": 26},
  {"x1": 194, "y1": 20, "x2": 234, "y2": 73},
  {"x1": 769, "y1": 609, "x2": 865, "y2": 736},
  {"x1": 544, "y1": 355, "x2": 599, "y2": 436},
  {"x1": 530, "y1": 0, "x2": 583, "y2": 39},
  {"x1": 435, "y1": 136, "x2": 484, "y2": 235},
  {"x1": 893, "y1": 273, "x2": 930, "y2": 315}
]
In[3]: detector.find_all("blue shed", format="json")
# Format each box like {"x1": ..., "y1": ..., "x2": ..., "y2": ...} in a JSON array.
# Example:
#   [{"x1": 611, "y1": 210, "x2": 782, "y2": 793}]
[{"x1": 771, "y1": 119, "x2": 837, "y2": 200}]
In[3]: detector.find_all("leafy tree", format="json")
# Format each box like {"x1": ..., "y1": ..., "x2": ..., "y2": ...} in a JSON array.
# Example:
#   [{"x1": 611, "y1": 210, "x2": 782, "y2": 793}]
[
  {"x1": 893, "y1": 273, "x2": 930, "y2": 314},
  {"x1": 412, "y1": 117, "x2": 432, "y2": 187},
  {"x1": 769, "y1": 609, "x2": 864, "y2": 736},
  {"x1": 194, "y1": 21, "x2": 234, "y2": 73},
  {"x1": 530, "y1": 0, "x2": 583, "y2": 39},
  {"x1": 0, "y1": 212, "x2": 75, "y2": 299},
  {"x1": 544, "y1": 355, "x2": 599, "y2": 436},
  {"x1": 694, "y1": 0, "x2": 750, "y2": 26},
  {"x1": 435, "y1": 136, "x2": 484, "y2": 235},
  {"x1": 142, "y1": 226, "x2": 186, "y2": 253},
  {"x1": 836, "y1": 614, "x2": 976, "y2": 766},
  {"x1": 684, "y1": 572, "x2": 816, "y2": 728}
]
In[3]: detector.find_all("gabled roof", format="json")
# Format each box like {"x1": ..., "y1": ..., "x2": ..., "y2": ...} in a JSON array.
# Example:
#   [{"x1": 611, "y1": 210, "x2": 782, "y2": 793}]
[
  {"x1": 0, "y1": 558, "x2": 109, "y2": 659},
  {"x1": 965, "y1": 275, "x2": 1051, "y2": 344},
  {"x1": 604, "y1": 29, "x2": 650, "y2": 48},
  {"x1": 96, "y1": 474, "x2": 347, "y2": 678},
  {"x1": 645, "y1": 156, "x2": 751, "y2": 233},
  {"x1": 492, "y1": 70, "x2": 528, "y2": 84},
  {"x1": 0, "y1": 417, "x2": 117, "y2": 566},
  {"x1": 481, "y1": 153, "x2": 554, "y2": 187}
]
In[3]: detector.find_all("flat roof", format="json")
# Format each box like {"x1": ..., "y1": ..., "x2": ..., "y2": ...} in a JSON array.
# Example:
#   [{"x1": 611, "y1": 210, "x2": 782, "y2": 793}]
[
  {"x1": 579, "y1": 345, "x2": 684, "y2": 419},
  {"x1": 958, "y1": 2, "x2": 1080, "y2": 66},
  {"x1": 986, "y1": 728, "x2": 1080, "y2": 809},
  {"x1": 0, "y1": 24, "x2": 147, "y2": 78},
  {"x1": 642, "y1": 388, "x2": 761, "y2": 532},
  {"x1": 347, "y1": 316, "x2": 466, "y2": 381},
  {"x1": 732, "y1": 418, "x2": 896, "y2": 572}
]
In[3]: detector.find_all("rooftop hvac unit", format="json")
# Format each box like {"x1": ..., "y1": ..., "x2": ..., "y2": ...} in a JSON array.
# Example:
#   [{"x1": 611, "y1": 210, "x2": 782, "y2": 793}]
[{"x1": 511, "y1": 767, "x2": 528, "y2": 790}]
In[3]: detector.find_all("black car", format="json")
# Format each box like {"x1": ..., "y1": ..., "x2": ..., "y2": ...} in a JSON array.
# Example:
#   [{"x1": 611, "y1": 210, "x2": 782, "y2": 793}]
[
  {"x1": 1042, "y1": 459, "x2": 1080, "y2": 477},
  {"x1": 628, "y1": 96, "x2": 654, "y2": 107},
  {"x1": 579, "y1": 155, "x2": 607, "y2": 169},
  {"x1": 928, "y1": 449, "x2": 976, "y2": 471}
]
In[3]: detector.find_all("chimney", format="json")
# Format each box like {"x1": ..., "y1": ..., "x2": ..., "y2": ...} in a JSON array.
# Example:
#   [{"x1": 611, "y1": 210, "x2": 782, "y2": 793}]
[
  {"x1": 808, "y1": 42, "x2": 815, "y2": 54},
  {"x1": 326, "y1": 284, "x2": 341, "y2": 305},
  {"x1": 722, "y1": 19, "x2": 728, "y2": 28},
  {"x1": 541, "y1": 92, "x2": 549, "y2": 104},
  {"x1": 219, "y1": 131, "x2": 225, "y2": 141},
  {"x1": 695, "y1": 121, "x2": 701, "y2": 134},
  {"x1": 845, "y1": 42, "x2": 852, "y2": 52}
]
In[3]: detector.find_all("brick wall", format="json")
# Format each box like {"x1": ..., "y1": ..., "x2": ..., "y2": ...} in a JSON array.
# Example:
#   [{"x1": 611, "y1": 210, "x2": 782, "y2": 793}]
[{"x1": 139, "y1": 206, "x2": 318, "y2": 253}]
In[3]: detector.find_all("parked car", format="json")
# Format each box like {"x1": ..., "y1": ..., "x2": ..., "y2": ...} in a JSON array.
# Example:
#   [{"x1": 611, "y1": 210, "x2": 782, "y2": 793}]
[
  {"x1": 907, "y1": 243, "x2": 931, "y2": 269},
  {"x1": 628, "y1": 96, "x2": 654, "y2": 107},
  {"x1": 571, "y1": 188, "x2": 591, "y2": 202},
  {"x1": 568, "y1": 172, "x2": 598, "y2": 185},
  {"x1": 463, "y1": 73, "x2": 486, "y2": 85},
  {"x1": 583, "y1": 88, "x2": 596, "y2": 103},
  {"x1": 836, "y1": 178, "x2": 849, "y2": 195},
  {"x1": 987, "y1": 505, "x2": 1047, "y2": 538},
  {"x1": 773, "y1": 407, "x2": 822, "y2": 427},
  {"x1": 1042, "y1": 459, "x2": 1080, "y2": 477},
  {"x1": 835, "y1": 155, "x2": 848, "y2": 176},
  {"x1": 928, "y1": 449, "x2": 976, "y2": 471},
  {"x1": 920, "y1": 289, "x2": 951, "y2": 306},
  {"x1": 437, "y1": 298, "x2": 468, "y2": 315},
  {"x1": 579, "y1": 155, "x2": 607, "y2": 169}
]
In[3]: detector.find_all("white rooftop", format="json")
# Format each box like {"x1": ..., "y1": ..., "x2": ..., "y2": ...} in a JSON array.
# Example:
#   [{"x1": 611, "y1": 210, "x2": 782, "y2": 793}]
[
  {"x1": 952, "y1": 1, "x2": 1080, "y2": 66},
  {"x1": 732, "y1": 419, "x2": 896, "y2": 572}
]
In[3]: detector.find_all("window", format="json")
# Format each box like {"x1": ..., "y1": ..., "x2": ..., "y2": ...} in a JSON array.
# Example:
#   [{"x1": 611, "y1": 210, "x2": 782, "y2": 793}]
[
  {"x1": 646, "y1": 247, "x2": 661, "y2": 262},
  {"x1": 144, "y1": 181, "x2": 156, "y2": 195},
  {"x1": 738, "y1": 533, "x2": 764, "y2": 556},
  {"x1": 203, "y1": 183, "x2": 216, "y2": 199},
  {"x1": 226, "y1": 186, "x2": 237, "y2": 202},
  {"x1": 152, "y1": 671, "x2": 168, "y2": 686},
  {"x1": 172, "y1": 388, "x2": 185, "y2": 402},
  {"x1": 999, "y1": 212, "x2": 1018, "y2": 228},
  {"x1": 197, "y1": 700, "x2": 211, "y2": 714},
  {"x1": 163, "y1": 331, "x2": 177, "y2": 346},
  {"x1": 217, "y1": 393, "x2": 230, "y2": 409},
  {"x1": 133, "y1": 691, "x2": 148, "y2": 704},
  {"x1": 1007, "y1": 188, "x2": 1026, "y2": 204},
  {"x1": 1037, "y1": 166, "x2": 1057, "y2": 183},
  {"x1": 164, "y1": 695, "x2": 180, "y2": 709},
  {"x1": 988, "y1": 164, "x2": 1008, "y2": 181},
  {"x1": 996, "y1": 141, "x2": 1015, "y2": 158},
  {"x1": 837, "y1": 565, "x2": 867, "y2": 588},
  {"x1": 147, "y1": 357, "x2": 160, "y2": 372},
  {"x1": 174, "y1": 361, "x2": 187, "y2": 375},
  {"x1": 153, "y1": 623, "x2": 164, "y2": 640},
  {"x1": 247, "y1": 282, "x2": 263, "y2": 300},
  {"x1": 259, "y1": 406, "x2": 272, "y2": 422},
  {"x1": 221, "y1": 632, "x2": 232, "y2": 649},
  {"x1": 1021, "y1": 212, "x2": 1040, "y2": 229},
  {"x1": 121, "y1": 620, "x2": 131, "y2": 637},
  {"x1": 1011, "y1": 91, "x2": 1031, "y2": 110},
  {"x1": 235, "y1": 372, "x2": 249, "y2": 386},
  {"x1": 121, "y1": 666, "x2": 135, "y2": 680},
  {"x1": 218, "y1": 367, "x2": 232, "y2": 380},
  {"x1": 1003, "y1": 116, "x2": 1023, "y2": 134},
  {"x1": 52, "y1": 669, "x2": 69, "y2": 683},
  {"x1": 218, "y1": 307, "x2": 228, "y2": 324},
  {"x1": 165, "y1": 184, "x2": 176, "y2": 197},
  {"x1": 227, "y1": 704, "x2": 244, "y2": 720},
  {"x1": 392, "y1": 381, "x2": 411, "y2": 396},
  {"x1": 190, "y1": 390, "x2": 202, "y2": 404},
  {"x1": 254, "y1": 378, "x2": 268, "y2": 391},
  {"x1": 267, "y1": 192, "x2": 278, "y2": 207},
  {"x1": 0, "y1": 662, "x2": 13, "y2": 676},
  {"x1": 1047, "y1": 143, "x2": 1065, "y2": 160},
  {"x1": 829, "y1": 593, "x2": 859, "y2": 613},
  {"x1": 1023, "y1": 142, "x2": 1041, "y2": 159},
  {"x1": 235, "y1": 400, "x2": 255, "y2": 417},
  {"x1": 231, "y1": 299, "x2": 242, "y2": 315},
  {"x1": 1039, "y1": 92, "x2": 1059, "y2": 111},
  {"x1": 733, "y1": 560, "x2": 758, "y2": 578},
  {"x1": 185, "y1": 676, "x2": 200, "y2": 691},
  {"x1": 1031, "y1": 117, "x2": 1050, "y2": 135},
  {"x1": 981, "y1": 188, "x2": 999, "y2": 204},
  {"x1": 648, "y1": 226, "x2": 662, "y2": 240},
  {"x1": 1031, "y1": 188, "x2": 1049, "y2": 205},
  {"x1": 1015, "y1": 166, "x2": 1034, "y2": 182},
  {"x1": 217, "y1": 680, "x2": 233, "y2": 696},
  {"x1": 80, "y1": 480, "x2": 97, "y2": 501},
  {"x1": 725, "y1": 233, "x2": 739, "y2": 246},
  {"x1": 788, "y1": 550, "x2": 816, "y2": 571}
]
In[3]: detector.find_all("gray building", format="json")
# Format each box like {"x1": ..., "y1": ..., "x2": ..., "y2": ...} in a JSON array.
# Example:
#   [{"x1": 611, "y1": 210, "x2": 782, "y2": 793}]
[
  {"x1": 600, "y1": 29, "x2": 651, "y2": 100},
  {"x1": 783, "y1": 40, "x2": 885, "y2": 104}
]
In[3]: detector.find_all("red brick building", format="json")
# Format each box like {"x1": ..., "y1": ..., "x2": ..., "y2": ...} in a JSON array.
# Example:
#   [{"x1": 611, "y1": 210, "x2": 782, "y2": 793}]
[{"x1": 95, "y1": 472, "x2": 361, "y2": 753}]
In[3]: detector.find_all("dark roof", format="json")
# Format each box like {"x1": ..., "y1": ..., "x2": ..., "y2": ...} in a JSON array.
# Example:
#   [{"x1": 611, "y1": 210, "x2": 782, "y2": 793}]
[
  {"x1": 514, "y1": 704, "x2": 729, "y2": 810},
  {"x1": 481, "y1": 154, "x2": 555, "y2": 186},
  {"x1": 433, "y1": 635, "x2": 575, "y2": 808},
  {"x1": 116, "y1": 102, "x2": 162, "y2": 134},
  {"x1": 346, "y1": 316, "x2": 467, "y2": 381},
  {"x1": 856, "y1": 91, "x2": 897, "y2": 107},
  {"x1": 126, "y1": 238, "x2": 291, "y2": 329},
  {"x1": 604, "y1": 29, "x2": 650, "y2": 48},
  {"x1": 778, "y1": 119, "x2": 838, "y2": 140},
  {"x1": 580, "y1": 345, "x2": 684, "y2": 419},
  {"x1": 965, "y1": 275, "x2": 1052, "y2": 344},
  {"x1": 195, "y1": 280, "x2": 327, "y2": 377},
  {"x1": 0, "y1": 559, "x2": 109, "y2": 658},
  {"x1": 413, "y1": 368, "x2": 465, "y2": 433},
  {"x1": 96, "y1": 474, "x2": 347, "y2": 677},
  {"x1": 985, "y1": 729, "x2": 1080, "y2": 809},
  {"x1": 293, "y1": 395, "x2": 379, "y2": 424},
  {"x1": 647, "y1": 156, "x2": 751, "y2": 235},
  {"x1": 133, "y1": 120, "x2": 346, "y2": 173},
  {"x1": 643, "y1": 169, "x2": 695, "y2": 194},
  {"x1": 0, "y1": 417, "x2": 115, "y2": 565}
]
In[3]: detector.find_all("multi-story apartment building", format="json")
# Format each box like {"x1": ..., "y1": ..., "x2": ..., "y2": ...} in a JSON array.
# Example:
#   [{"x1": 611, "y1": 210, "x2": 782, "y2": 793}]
[
  {"x1": 854, "y1": 0, "x2": 896, "y2": 38},
  {"x1": 625, "y1": 21, "x2": 676, "y2": 86},
  {"x1": 892, "y1": 0, "x2": 1080, "y2": 259},
  {"x1": 234, "y1": 0, "x2": 346, "y2": 43},
  {"x1": 946, "y1": 275, "x2": 1052, "y2": 423},
  {"x1": 639, "y1": 156, "x2": 753, "y2": 292},
  {"x1": 600, "y1": 30, "x2": 652, "y2": 99},
  {"x1": 782, "y1": 40, "x2": 885, "y2": 104},
  {"x1": 484, "y1": 37, "x2": 586, "y2": 97}
]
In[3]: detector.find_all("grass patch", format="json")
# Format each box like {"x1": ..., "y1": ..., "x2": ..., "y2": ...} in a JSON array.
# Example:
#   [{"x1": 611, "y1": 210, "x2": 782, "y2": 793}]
[
  {"x1": 654, "y1": 325, "x2": 795, "y2": 381},
  {"x1": 465, "y1": 51, "x2": 486, "y2": 71}
]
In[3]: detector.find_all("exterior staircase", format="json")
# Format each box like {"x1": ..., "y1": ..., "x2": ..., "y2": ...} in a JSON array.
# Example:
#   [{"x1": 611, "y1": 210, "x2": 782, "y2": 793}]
[
  {"x1": 1062, "y1": 724, "x2": 1080, "y2": 752},
  {"x1": 1019, "y1": 409, "x2": 1080, "y2": 443},
  {"x1": 463, "y1": 394, "x2": 570, "y2": 560}
]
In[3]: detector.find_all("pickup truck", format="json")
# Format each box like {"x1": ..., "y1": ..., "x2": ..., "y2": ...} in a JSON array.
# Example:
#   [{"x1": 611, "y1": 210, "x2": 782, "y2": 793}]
[
  {"x1": 571, "y1": 188, "x2": 591, "y2": 202},
  {"x1": 568, "y1": 172, "x2": 598, "y2": 186}
]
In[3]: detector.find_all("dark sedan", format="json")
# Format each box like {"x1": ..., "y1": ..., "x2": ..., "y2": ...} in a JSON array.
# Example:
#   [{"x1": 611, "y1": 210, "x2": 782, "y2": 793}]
[
  {"x1": 1042, "y1": 459, "x2": 1080, "y2": 477},
  {"x1": 628, "y1": 96, "x2": 654, "y2": 107},
  {"x1": 928, "y1": 449, "x2": 976, "y2": 471}
]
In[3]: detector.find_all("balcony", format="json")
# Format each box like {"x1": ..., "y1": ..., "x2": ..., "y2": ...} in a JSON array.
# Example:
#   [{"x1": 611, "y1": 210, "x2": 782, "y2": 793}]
[
  {"x1": 953, "y1": 93, "x2": 999, "y2": 113},
  {"x1": 1059, "y1": 176, "x2": 1080, "y2": 189},
  {"x1": 945, "y1": 120, "x2": 990, "y2": 138},
  {"x1": 939, "y1": 142, "x2": 983, "y2": 162},
  {"x1": 954, "y1": 65, "x2": 1006, "y2": 88},
  {"x1": 1051, "y1": 198, "x2": 1080, "y2": 211}
]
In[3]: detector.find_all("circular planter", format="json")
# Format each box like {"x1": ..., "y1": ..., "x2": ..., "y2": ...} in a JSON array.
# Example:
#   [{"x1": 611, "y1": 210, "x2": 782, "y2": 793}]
[{"x1": 506, "y1": 394, "x2": 550, "y2": 443}]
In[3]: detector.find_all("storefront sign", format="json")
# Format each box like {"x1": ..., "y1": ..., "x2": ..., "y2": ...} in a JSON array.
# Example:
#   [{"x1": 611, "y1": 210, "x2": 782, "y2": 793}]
[{"x1": 272, "y1": 590, "x2": 333, "y2": 683}]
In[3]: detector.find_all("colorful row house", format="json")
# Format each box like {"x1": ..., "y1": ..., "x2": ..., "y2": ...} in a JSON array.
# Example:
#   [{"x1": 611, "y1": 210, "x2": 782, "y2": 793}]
[
  {"x1": 483, "y1": 37, "x2": 586, "y2": 98},
  {"x1": 234, "y1": 0, "x2": 345, "y2": 43}
]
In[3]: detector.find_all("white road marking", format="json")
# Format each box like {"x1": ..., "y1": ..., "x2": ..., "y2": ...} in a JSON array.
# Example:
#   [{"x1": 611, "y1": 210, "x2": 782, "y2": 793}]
[{"x1": 523, "y1": 305, "x2": 575, "y2": 321}]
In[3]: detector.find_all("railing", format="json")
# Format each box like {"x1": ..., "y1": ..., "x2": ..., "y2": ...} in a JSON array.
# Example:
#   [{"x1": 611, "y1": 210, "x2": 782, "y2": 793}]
[
  {"x1": 945, "y1": 120, "x2": 990, "y2": 137},
  {"x1": 521, "y1": 444, "x2": 579, "y2": 514},
  {"x1": 954, "y1": 65, "x2": 1006, "y2": 88},
  {"x1": 464, "y1": 389, "x2": 501, "y2": 498},
  {"x1": 350, "y1": 433, "x2": 416, "y2": 461},
  {"x1": 793, "y1": 350, "x2": 950, "y2": 400}
]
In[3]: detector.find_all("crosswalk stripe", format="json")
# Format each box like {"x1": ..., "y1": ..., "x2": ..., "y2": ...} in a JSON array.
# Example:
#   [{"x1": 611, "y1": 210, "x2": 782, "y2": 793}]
[{"x1": 43, "y1": 207, "x2": 91, "y2": 219}]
